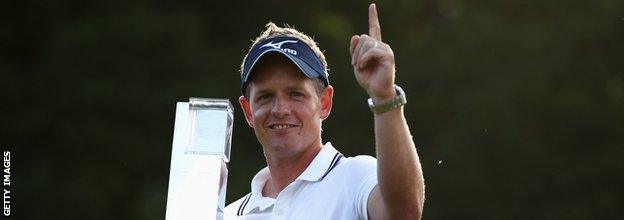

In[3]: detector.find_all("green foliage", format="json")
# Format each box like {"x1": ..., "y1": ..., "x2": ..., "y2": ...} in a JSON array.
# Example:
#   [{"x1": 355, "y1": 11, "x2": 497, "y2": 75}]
[{"x1": 2, "y1": 0, "x2": 622, "y2": 219}]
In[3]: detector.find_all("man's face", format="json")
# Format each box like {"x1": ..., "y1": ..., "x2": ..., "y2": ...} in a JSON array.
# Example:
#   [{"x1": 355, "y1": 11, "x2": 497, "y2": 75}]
[{"x1": 239, "y1": 54, "x2": 333, "y2": 160}]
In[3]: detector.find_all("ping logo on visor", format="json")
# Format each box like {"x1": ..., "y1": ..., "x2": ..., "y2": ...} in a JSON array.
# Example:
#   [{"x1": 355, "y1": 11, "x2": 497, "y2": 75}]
[{"x1": 240, "y1": 36, "x2": 329, "y2": 95}]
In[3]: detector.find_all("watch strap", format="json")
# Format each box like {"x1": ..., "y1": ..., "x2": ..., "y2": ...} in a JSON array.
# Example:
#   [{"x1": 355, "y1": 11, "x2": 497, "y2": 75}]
[{"x1": 367, "y1": 85, "x2": 407, "y2": 114}]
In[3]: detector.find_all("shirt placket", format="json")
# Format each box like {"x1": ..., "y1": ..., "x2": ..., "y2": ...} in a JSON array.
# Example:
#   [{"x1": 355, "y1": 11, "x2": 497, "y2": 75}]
[{"x1": 272, "y1": 181, "x2": 299, "y2": 220}]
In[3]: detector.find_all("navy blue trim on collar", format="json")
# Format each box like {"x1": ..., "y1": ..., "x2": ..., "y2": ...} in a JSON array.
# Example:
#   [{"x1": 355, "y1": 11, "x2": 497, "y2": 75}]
[{"x1": 320, "y1": 152, "x2": 343, "y2": 180}]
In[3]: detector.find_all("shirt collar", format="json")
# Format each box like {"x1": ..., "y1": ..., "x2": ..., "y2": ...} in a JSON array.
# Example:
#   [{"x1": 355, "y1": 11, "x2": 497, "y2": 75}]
[
  {"x1": 297, "y1": 142, "x2": 343, "y2": 181},
  {"x1": 243, "y1": 142, "x2": 343, "y2": 214},
  {"x1": 247, "y1": 167, "x2": 276, "y2": 212}
]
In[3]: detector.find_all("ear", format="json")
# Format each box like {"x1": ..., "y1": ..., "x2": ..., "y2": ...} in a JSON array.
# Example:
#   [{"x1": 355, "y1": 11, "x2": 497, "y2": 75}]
[
  {"x1": 239, "y1": 95, "x2": 254, "y2": 128},
  {"x1": 320, "y1": 85, "x2": 334, "y2": 120}
]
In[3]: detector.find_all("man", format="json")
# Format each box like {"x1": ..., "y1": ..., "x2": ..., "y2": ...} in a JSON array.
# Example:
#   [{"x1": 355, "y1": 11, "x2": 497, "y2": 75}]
[{"x1": 225, "y1": 4, "x2": 424, "y2": 219}]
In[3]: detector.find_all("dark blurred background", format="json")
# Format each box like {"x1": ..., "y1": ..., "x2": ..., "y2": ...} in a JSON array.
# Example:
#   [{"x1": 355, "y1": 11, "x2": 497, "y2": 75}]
[{"x1": 1, "y1": 0, "x2": 623, "y2": 219}]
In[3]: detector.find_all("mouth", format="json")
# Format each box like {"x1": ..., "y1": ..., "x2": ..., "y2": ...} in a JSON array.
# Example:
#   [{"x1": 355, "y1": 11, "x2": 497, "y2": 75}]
[{"x1": 268, "y1": 124, "x2": 298, "y2": 130}]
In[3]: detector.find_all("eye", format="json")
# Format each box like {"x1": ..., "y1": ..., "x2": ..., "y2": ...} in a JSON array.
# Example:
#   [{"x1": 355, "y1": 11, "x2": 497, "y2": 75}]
[
  {"x1": 256, "y1": 94, "x2": 271, "y2": 101},
  {"x1": 290, "y1": 91, "x2": 304, "y2": 98}
]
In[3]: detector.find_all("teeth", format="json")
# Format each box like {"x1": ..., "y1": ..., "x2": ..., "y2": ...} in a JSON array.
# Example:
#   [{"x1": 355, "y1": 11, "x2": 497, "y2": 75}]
[{"x1": 272, "y1": 124, "x2": 293, "y2": 129}]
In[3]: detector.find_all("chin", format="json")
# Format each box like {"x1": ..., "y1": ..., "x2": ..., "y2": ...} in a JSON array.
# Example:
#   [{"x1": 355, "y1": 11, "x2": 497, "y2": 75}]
[{"x1": 265, "y1": 141, "x2": 302, "y2": 156}]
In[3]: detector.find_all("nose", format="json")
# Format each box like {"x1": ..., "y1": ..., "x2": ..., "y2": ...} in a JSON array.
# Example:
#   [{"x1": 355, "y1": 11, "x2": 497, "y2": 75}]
[{"x1": 270, "y1": 97, "x2": 291, "y2": 118}]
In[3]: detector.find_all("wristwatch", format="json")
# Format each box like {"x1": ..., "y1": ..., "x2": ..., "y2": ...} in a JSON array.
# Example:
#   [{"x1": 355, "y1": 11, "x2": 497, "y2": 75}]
[{"x1": 367, "y1": 85, "x2": 407, "y2": 114}]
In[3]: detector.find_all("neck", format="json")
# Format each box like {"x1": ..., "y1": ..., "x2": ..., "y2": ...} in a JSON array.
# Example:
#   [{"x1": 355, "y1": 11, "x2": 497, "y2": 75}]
[{"x1": 262, "y1": 142, "x2": 322, "y2": 198}]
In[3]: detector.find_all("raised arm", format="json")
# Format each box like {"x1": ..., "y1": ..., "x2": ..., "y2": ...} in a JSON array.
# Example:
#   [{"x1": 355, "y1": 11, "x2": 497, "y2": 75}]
[{"x1": 349, "y1": 3, "x2": 425, "y2": 219}]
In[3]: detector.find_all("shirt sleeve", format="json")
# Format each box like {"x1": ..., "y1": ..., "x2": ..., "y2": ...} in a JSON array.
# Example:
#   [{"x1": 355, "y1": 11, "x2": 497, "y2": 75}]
[
  {"x1": 344, "y1": 155, "x2": 378, "y2": 220},
  {"x1": 224, "y1": 193, "x2": 250, "y2": 217}
]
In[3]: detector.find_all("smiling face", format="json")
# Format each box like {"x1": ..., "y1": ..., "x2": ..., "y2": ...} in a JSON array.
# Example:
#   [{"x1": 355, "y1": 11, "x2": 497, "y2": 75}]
[{"x1": 239, "y1": 54, "x2": 333, "y2": 161}]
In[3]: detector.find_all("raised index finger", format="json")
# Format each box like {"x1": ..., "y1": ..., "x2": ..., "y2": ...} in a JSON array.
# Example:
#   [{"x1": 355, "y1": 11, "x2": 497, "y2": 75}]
[{"x1": 368, "y1": 3, "x2": 382, "y2": 41}]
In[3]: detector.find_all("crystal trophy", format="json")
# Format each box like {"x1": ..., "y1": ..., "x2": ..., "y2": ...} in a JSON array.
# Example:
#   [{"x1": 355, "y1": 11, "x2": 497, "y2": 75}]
[{"x1": 166, "y1": 98, "x2": 233, "y2": 220}]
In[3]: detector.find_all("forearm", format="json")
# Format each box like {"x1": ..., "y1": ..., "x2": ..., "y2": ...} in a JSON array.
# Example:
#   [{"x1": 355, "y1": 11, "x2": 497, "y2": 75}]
[{"x1": 374, "y1": 106, "x2": 425, "y2": 218}]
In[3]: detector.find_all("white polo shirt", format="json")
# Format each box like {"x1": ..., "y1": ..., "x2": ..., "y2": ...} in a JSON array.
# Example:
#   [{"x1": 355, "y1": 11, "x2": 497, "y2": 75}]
[{"x1": 224, "y1": 142, "x2": 378, "y2": 220}]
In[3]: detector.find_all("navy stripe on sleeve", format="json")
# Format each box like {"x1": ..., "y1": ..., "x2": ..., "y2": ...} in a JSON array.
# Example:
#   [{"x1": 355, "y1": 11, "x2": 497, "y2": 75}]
[{"x1": 237, "y1": 193, "x2": 252, "y2": 216}]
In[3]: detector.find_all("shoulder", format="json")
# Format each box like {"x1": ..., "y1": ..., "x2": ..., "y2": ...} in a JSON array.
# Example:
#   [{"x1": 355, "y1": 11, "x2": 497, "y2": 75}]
[
  {"x1": 340, "y1": 155, "x2": 378, "y2": 219},
  {"x1": 335, "y1": 155, "x2": 377, "y2": 189},
  {"x1": 342, "y1": 155, "x2": 377, "y2": 174}
]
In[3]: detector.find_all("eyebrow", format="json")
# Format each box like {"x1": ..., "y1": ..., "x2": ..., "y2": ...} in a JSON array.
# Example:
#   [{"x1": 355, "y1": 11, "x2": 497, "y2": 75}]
[
  {"x1": 253, "y1": 85, "x2": 306, "y2": 95},
  {"x1": 284, "y1": 86, "x2": 305, "y2": 92}
]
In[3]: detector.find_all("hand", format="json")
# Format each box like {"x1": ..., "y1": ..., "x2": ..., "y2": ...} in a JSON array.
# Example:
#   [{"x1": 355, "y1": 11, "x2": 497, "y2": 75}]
[{"x1": 349, "y1": 3, "x2": 396, "y2": 102}]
